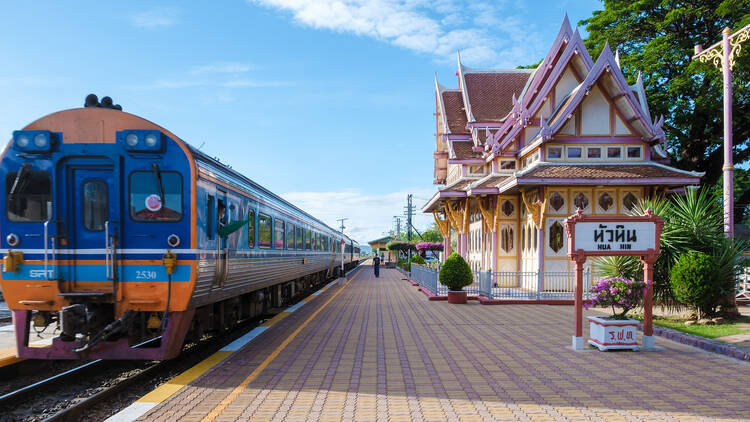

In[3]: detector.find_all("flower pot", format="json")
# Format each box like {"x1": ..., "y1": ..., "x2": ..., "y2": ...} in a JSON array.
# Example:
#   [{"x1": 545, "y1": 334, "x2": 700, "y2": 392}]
[
  {"x1": 587, "y1": 316, "x2": 639, "y2": 351},
  {"x1": 447, "y1": 290, "x2": 467, "y2": 304}
]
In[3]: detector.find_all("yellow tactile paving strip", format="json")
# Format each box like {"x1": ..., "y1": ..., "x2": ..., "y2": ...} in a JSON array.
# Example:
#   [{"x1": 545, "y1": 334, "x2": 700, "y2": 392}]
[{"x1": 140, "y1": 267, "x2": 750, "y2": 421}]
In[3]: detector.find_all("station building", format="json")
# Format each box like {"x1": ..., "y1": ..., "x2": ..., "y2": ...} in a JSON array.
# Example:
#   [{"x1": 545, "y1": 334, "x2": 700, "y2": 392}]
[{"x1": 423, "y1": 17, "x2": 702, "y2": 278}]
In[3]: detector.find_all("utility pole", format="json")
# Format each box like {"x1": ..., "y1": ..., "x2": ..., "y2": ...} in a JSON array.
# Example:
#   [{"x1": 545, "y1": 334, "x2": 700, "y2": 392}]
[
  {"x1": 393, "y1": 216, "x2": 401, "y2": 240},
  {"x1": 337, "y1": 218, "x2": 347, "y2": 273},
  {"x1": 693, "y1": 23, "x2": 750, "y2": 238},
  {"x1": 404, "y1": 194, "x2": 416, "y2": 262}
]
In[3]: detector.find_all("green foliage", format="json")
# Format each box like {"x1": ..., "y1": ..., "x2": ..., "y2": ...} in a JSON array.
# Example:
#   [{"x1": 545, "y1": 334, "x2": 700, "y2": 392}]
[
  {"x1": 581, "y1": 1, "x2": 750, "y2": 221},
  {"x1": 439, "y1": 252, "x2": 473, "y2": 291},
  {"x1": 387, "y1": 241, "x2": 415, "y2": 252},
  {"x1": 397, "y1": 258, "x2": 409, "y2": 272},
  {"x1": 594, "y1": 256, "x2": 641, "y2": 282},
  {"x1": 670, "y1": 252, "x2": 725, "y2": 318},
  {"x1": 596, "y1": 188, "x2": 749, "y2": 310},
  {"x1": 410, "y1": 254, "x2": 426, "y2": 265}
]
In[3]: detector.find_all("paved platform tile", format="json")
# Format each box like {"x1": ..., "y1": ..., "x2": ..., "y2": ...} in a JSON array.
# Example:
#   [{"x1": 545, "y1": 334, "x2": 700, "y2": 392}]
[{"x1": 139, "y1": 267, "x2": 750, "y2": 421}]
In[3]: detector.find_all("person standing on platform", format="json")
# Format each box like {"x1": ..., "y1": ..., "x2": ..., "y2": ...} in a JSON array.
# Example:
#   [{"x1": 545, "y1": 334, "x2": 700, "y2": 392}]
[{"x1": 373, "y1": 256, "x2": 380, "y2": 278}]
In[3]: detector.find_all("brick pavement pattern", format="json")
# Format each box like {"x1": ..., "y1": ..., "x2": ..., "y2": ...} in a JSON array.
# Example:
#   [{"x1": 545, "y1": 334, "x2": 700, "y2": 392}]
[{"x1": 140, "y1": 267, "x2": 750, "y2": 421}]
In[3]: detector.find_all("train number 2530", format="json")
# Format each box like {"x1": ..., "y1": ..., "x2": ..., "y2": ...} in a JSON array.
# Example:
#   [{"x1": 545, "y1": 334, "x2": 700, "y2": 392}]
[{"x1": 135, "y1": 270, "x2": 158, "y2": 280}]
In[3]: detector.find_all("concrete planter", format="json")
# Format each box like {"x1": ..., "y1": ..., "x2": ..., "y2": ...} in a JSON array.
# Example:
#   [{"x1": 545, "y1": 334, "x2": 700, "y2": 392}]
[
  {"x1": 447, "y1": 290, "x2": 467, "y2": 304},
  {"x1": 588, "y1": 316, "x2": 639, "y2": 351}
]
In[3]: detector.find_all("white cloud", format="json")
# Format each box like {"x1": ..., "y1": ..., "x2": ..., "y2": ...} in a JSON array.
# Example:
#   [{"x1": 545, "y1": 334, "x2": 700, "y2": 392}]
[
  {"x1": 281, "y1": 188, "x2": 437, "y2": 244},
  {"x1": 189, "y1": 62, "x2": 257, "y2": 75},
  {"x1": 131, "y1": 8, "x2": 180, "y2": 29},
  {"x1": 249, "y1": 0, "x2": 543, "y2": 67},
  {"x1": 129, "y1": 62, "x2": 288, "y2": 91}
]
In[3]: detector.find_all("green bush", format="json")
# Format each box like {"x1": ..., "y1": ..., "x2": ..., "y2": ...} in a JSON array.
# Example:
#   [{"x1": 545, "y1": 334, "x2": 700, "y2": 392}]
[
  {"x1": 670, "y1": 252, "x2": 725, "y2": 318},
  {"x1": 410, "y1": 254, "x2": 426, "y2": 266},
  {"x1": 397, "y1": 258, "x2": 409, "y2": 272},
  {"x1": 439, "y1": 252, "x2": 473, "y2": 291}
]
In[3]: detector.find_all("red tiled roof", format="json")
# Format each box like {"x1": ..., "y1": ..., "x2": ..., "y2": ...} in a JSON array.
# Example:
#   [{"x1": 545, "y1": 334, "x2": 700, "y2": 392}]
[
  {"x1": 471, "y1": 175, "x2": 508, "y2": 189},
  {"x1": 442, "y1": 91, "x2": 468, "y2": 134},
  {"x1": 451, "y1": 141, "x2": 482, "y2": 160},
  {"x1": 441, "y1": 178, "x2": 476, "y2": 192},
  {"x1": 464, "y1": 72, "x2": 531, "y2": 122},
  {"x1": 519, "y1": 164, "x2": 700, "y2": 180}
]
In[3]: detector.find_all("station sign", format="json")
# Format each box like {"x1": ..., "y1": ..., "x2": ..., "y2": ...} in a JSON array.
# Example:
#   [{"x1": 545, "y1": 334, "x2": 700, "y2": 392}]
[{"x1": 573, "y1": 221, "x2": 656, "y2": 253}]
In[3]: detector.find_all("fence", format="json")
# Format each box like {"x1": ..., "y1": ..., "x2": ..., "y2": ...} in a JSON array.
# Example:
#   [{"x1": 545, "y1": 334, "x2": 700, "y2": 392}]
[{"x1": 411, "y1": 264, "x2": 592, "y2": 300}]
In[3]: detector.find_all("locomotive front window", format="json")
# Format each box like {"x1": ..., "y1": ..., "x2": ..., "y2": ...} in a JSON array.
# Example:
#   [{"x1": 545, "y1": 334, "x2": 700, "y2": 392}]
[
  {"x1": 83, "y1": 180, "x2": 108, "y2": 231},
  {"x1": 6, "y1": 168, "x2": 51, "y2": 222},
  {"x1": 129, "y1": 171, "x2": 182, "y2": 222}
]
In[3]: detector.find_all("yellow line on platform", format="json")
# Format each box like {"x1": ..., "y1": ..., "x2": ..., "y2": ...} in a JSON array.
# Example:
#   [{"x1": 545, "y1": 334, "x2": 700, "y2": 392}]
[
  {"x1": 201, "y1": 275, "x2": 358, "y2": 422},
  {"x1": 138, "y1": 351, "x2": 233, "y2": 403},
  {"x1": 260, "y1": 311, "x2": 290, "y2": 327}
]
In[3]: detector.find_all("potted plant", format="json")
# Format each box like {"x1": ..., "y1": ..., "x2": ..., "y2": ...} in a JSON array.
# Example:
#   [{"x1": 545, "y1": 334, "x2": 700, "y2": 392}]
[
  {"x1": 584, "y1": 277, "x2": 649, "y2": 351},
  {"x1": 439, "y1": 252, "x2": 473, "y2": 304}
]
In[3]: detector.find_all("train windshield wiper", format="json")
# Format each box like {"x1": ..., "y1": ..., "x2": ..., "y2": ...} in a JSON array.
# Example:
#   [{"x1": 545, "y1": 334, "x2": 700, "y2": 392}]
[
  {"x1": 9, "y1": 164, "x2": 31, "y2": 197},
  {"x1": 151, "y1": 162, "x2": 165, "y2": 205}
]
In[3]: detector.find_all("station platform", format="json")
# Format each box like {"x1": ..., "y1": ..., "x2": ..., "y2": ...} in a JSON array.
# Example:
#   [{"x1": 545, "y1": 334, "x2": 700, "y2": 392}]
[{"x1": 129, "y1": 266, "x2": 750, "y2": 421}]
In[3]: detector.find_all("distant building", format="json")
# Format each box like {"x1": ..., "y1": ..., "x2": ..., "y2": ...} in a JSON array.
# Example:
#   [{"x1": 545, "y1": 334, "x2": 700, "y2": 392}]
[
  {"x1": 368, "y1": 236, "x2": 395, "y2": 263},
  {"x1": 423, "y1": 16, "x2": 702, "y2": 276}
]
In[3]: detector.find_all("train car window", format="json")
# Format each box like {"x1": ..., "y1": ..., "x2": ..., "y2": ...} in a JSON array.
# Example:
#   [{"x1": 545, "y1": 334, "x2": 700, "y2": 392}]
[
  {"x1": 286, "y1": 223, "x2": 295, "y2": 250},
  {"x1": 258, "y1": 213, "x2": 272, "y2": 248},
  {"x1": 6, "y1": 169, "x2": 51, "y2": 222},
  {"x1": 296, "y1": 226, "x2": 303, "y2": 250},
  {"x1": 274, "y1": 219, "x2": 285, "y2": 249},
  {"x1": 305, "y1": 229, "x2": 311, "y2": 250},
  {"x1": 324, "y1": 236, "x2": 330, "y2": 252},
  {"x1": 247, "y1": 208, "x2": 256, "y2": 248},
  {"x1": 207, "y1": 195, "x2": 214, "y2": 239},
  {"x1": 83, "y1": 180, "x2": 108, "y2": 231},
  {"x1": 129, "y1": 171, "x2": 182, "y2": 222}
]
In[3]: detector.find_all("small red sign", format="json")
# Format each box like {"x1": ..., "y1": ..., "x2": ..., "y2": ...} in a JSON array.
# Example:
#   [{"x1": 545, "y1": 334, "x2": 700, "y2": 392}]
[{"x1": 145, "y1": 194, "x2": 163, "y2": 212}]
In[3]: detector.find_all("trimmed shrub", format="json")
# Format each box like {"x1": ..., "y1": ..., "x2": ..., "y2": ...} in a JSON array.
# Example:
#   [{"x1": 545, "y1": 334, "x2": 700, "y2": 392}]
[
  {"x1": 439, "y1": 252, "x2": 473, "y2": 291},
  {"x1": 670, "y1": 251, "x2": 724, "y2": 318},
  {"x1": 397, "y1": 258, "x2": 409, "y2": 272},
  {"x1": 410, "y1": 254, "x2": 426, "y2": 266}
]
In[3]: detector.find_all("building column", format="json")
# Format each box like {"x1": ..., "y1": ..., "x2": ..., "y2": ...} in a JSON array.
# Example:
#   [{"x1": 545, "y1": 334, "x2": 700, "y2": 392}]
[
  {"x1": 490, "y1": 230, "x2": 497, "y2": 272},
  {"x1": 444, "y1": 220, "x2": 451, "y2": 261},
  {"x1": 537, "y1": 225, "x2": 545, "y2": 295}
]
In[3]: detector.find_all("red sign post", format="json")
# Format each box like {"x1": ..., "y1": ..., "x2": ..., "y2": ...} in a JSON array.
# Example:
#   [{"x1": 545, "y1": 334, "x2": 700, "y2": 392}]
[{"x1": 564, "y1": 208, "x2": 664, "y2": 350}]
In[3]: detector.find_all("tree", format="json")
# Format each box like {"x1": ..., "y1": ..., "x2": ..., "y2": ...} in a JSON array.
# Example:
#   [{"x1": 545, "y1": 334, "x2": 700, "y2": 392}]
[{"x1": 581, "y1": 1, "x2": 750, "y2": 222}]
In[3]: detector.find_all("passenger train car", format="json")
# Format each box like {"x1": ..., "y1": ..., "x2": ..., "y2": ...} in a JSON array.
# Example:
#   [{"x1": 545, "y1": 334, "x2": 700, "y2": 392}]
[{"x1": 0, "y1": 97, "x2": 360, "y2": 360}]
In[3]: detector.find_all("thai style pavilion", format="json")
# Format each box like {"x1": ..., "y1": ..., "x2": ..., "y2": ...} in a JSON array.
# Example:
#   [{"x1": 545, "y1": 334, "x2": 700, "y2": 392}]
[{"x1": 423, "y1": 16, "x2": 702, "y2": 278}]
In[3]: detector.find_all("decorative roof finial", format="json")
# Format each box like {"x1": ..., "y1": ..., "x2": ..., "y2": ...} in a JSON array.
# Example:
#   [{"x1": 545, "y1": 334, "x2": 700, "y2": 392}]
[{"x1": 615, "y1": 49, "x2": 621, "y2": 67}]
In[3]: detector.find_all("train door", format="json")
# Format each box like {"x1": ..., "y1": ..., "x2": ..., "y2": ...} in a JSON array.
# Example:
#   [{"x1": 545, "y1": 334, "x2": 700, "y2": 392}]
[
  {"x1": 65, "y1": 164, "x2": 119, "y2": 295},
  {"x1": 215, "y1": 190, "x2": 228, "y2": 285}
]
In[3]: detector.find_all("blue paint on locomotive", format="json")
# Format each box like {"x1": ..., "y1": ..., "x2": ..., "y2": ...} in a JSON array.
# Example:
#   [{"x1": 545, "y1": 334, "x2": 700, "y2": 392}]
[
  {"x1": 0, "y1": 263, "x2": 192, "y2": 282},
  {"x1": 0, "y1": 130, "x2": 192, "y2": 264}
]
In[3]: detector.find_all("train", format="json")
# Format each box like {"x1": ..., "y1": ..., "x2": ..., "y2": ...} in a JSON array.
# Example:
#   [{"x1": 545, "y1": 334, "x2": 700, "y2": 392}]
[{"x1": 0, "y1": 95, "x2": 360, "y2": 360}]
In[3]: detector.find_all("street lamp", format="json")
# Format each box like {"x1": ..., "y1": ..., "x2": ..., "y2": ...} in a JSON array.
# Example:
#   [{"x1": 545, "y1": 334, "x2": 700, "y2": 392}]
[
  {"x1": 337, "y1": 218, "x2": 347, "y2": 274},
  {"x1": 693, "y1": 23, "x2": 750, "y2": 238}
]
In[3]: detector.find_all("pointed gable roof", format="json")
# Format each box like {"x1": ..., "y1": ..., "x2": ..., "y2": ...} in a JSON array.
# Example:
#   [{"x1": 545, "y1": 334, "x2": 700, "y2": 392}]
[
  {"x1": 543, "y1": 43, "x2": 658, "y2": 142},
  {"x1": 435, "y1": 76, "x2": 468, "y2": 135}
]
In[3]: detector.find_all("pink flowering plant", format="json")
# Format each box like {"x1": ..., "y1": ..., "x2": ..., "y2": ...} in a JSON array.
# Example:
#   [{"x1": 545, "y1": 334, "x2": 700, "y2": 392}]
[
  {"x1": 415, "y1": 242, "x2": 443, "y2": 252},
  {"x1": 584, "y1": 277, "x2": 649, "y2": 320}
]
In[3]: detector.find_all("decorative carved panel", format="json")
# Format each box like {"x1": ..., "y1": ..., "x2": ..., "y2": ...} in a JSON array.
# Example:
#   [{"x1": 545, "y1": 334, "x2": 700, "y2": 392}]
[
  {"x1": 598, "y1": 192, "x2": 614, "y2": 211},
  {"x1": 549, "y1": 221, "x2": 564, "y2": 252},
  {"x1": 623, "y1": 192, "x2": 637, "y2": 211},
  {"x1": 573, "y1": 192, "x2": 589, "y2": 211},
  {"x1": 549, "y1": 192, "x2": 565, "y2": 211},
  {"x1": 502, "y1": 200, "x2": 515, "y2": 217}
]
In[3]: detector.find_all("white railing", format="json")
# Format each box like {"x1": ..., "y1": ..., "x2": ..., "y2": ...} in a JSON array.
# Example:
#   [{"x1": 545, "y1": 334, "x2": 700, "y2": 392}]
[{"x1": 410, "y1": 267, "x2": 593, "y2": 300}]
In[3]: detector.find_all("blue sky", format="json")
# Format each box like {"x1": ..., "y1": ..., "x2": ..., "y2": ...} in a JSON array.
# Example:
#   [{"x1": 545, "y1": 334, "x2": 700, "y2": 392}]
[{"x1": 1, "y1": 0, "x2": 603, "y2": 243}]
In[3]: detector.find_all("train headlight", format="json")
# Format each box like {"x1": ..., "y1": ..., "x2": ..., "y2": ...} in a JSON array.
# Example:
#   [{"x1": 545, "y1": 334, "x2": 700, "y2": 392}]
[
  {"x1": 119, "y1": 130, "x2": 164, "y2": 152},
  {"x1": 33, "y1": 133, "x2": 47, "y2": 147},
  {"x1": 167, "y1": 234, "x2": 181, "y2": 247},
  {"x1": 15, "y1": 134, "x2": 29, "y2": 148},
  {"x1": 125, "y1": 133, "x2": 139, "y2": 146},
  {"x1": 13, "y1": 130, "x2": 52, "y2": 153},
  {"x1": 6, "y1": 233, "x2": 19, "y2": 247},
  {"x1": 144, "y1": 133, "x2": 158, "y2": 147}
]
